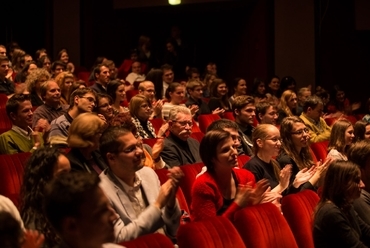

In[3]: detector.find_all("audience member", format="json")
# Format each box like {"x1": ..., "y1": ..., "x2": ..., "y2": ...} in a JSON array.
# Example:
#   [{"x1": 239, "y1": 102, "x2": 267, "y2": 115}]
[
  {"x1": 187, "y1": 67, "x2": 200, "y2": 81},
  {"x1": 95, "y1": 94, "x2": 114, "y2": 123},
  {"x1": 160, "y1": 106, "x2": 201, "y2": 167},
  {"x1": 99, "y1": 126, "x2": 182, "y2": 242},
  {"x1": 20, "y1": 147, "x2": 71, "y2": 247},
  {"x1": 327, "y1": 119, "x2": 354, "y2": 161},
  {"x1": 44, "y1": 172, "x2": 122, "y2": 248},
  {"x1": 255, "y1": 101, "x2": 278, "y2": 125},
  {"x1": 57, "y1": 48, "x2": 74, "y2": 73},
  {"x1": 300, "y1": 95, "x2": 331, "y2": 143},
  {"x1": 229, "y1": 77, "x2": 247, "y2": 102},
  {"x1": 161, "y1": 64, "x2": 174, "y2": 99},
  {"x1": 266, "y1": 75, "x2": 280, "y2": 106},
  {"x1": 25, "y1": 68, "x2": 51, "y2": 107},
  {"x1": 107, "y1": 80, "x2": 128, "y2": 115},
  {"x1": 208, "y1": 78, "x2": 231, "y2": 112},
  {"x1": 202, "y1": 73, "x2": 216, "y2": 98},
  {"x1": 36, "y1": 55, "x2": 52, "y2": 73},
  {"x1": 90, "y1": 64, "x2": 110, "y2": 94},
  {"x1": 251, "y1": 78, "x2": 268, "y2": 103},
  {"x1": 0, "y1": 94, "x2": 45, "y2": 154},
  {"x1": 277, "y1": 89, "x2": 298, "y2": 124},
  {"x1": 14, "y1": 61, "x2": 37, "y2": 83},
  {"x1": 296, "y1": 87, "x2": 311, "y2": 115},
  {"x1": 162, "y1": 82, "x2": 189, "y2": 120},
  {"x1": 55, "y1": 71, "x2": 74, "y2": 105},
  {"x1": 0, "y1": 56, "x2": 14, "y2": 95},
  {"x1": 125, "y1": 61, "x2": 145, "y2": 85},
  {"x1": 145, "y1": 68, "x2": 164, "y2": 101},
  {"x1": 354, "y1": 120, "x2": 370, "y2": 142},
  {"x1": 138, "y1": 81, "x2": 163, "y2": 118},
  {"x1": 67, "y1": 113, "x2": 108, "y2": 174},
  {"x1": 50, "y1": 60, "x2": 66, "y2": 78},
  {"x1": 280, "y1": 76, "x2": 296, "y2": 93},
  {"x1": 313, "y1": 160, "x2": 370, "y2": 247}
]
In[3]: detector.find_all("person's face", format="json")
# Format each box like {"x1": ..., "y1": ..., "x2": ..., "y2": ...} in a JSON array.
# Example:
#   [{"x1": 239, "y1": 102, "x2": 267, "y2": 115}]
[
  {"x1": 217, "y1": 83, "x2": 227, "y2": 96},
  {"x1": 189, "y1": 86, "x2": 203, "y2": 100},
  {"x1": 166, "y1": 42, "x2": 174, "y2": 53},
  {"x1": 307, "y1": 103, "x2": 323, "y2": 122},
  {"x1": 365, "y1": 125, "x2": 370, "y2": 140},
  {"x1": 287, "y1": 93, "x2": 298, "y2": 109},
  {"x1": 257, "y1": 82, "x2": 266, "y2": 95},
  {"x1": 299, "y1": 90, "x2": 311, "y2": 104},
  {"x1": 223, "y1": 127, "x2": 242, "y2": 148},
  {"x1": 235, "y1": 79, "x2": 247, "y2": 95},
  {"x1": 236, "y1": 103, "x2": 256, "y2": 126},
  {"x1": 115, "y1": 84, "x2": 126, "y2": 102},
  {"x1": 345, "y1": 125, "x2": 355, "y2": 145},
  {"x1": 109, "y1": 133, "x2": 144, "y2": 174},
  {"x1": 54, "y1": 65, "x2": 65, "y2": 76},
  {"x1": 260, "y1": 106, "x2": 278, "y2": 125},
  {"x1": 63, "y1": 77, "x2": 74, "y2": 92},
  {"x1": 137, "y1": 101, "x2": 152, "y2": 121},
  {"x1": 269, "y1": 77, "x2": 280, "y2": 91},
  {"x1": 348, "y1": 173, "x2": 364, "y2": 201},
  {"x1": 258, "y1": 126, "x2": 281, "y2": 157},
  {"x1": 169, "y1": 86, "x2": 185, "y2": 104},
  {"x1": 163, "y1": 69, "x2": 174, "y2": 84},
  {"x1": 0, "y1": 61, "x2": 10, "y2": 79},
  {"x1": 169, "y1": 112, "x2": 193, "y2": 141},
  {"x1": 44, "y1": 81, "x2": 61, "y2": 104},
  {"x1": 0, "y1": 47, "x2": 6, "y2": 56},
  {"x1": 53, "y1": 154, "x2": 71, "y2": 177},
  {"x1": 27, "y1": 64, "x2": 37, "y2": 74},
  {"x1": 96, "y1": 66, "x2": 110, "y2": 85},
  {"x1": 75, "y1": 187, "x2": 116, "y2": 246},
  {"x1": 24, "y1": 55, "x2": 32, "y2": 64},
  {"x1": 336, "y1": 91, "x2": 345, "y2": 102},
  {"x1": 108, "y1": 65, "x2": 117, "y2": 80},
  {"x1": 130, "y1": 53, "x2": 138, "y2": 61},
  {"x1": 38, "y1": 51, "x2": 47, "y2": 59},
  {"x1": 190, "y1": 73, "x2": 200, "y2": 81},
  {"x1": 98, "y1": 97, "x2": 113, "y2": 119},
  {"x1": 43, "y1": 58, "x2": 51, "y2": 71},
  {"x1": 131, "y1": 62, "x2": 141, "y2": 74},
  {"x1": 213, "y1": 137, "x2": 238, "y2": 169},
  {"x1": 290, "y1": 123, "x2": 310, "y2": 149},
  {"x1": 139, "y1": 82, "x2": 155, "y2": 101},
  {"x1": 77, "y1": 93, "x2": 96, "y2": 112},
  {"x1": 11, "y1": 100, "x2": 33, "y2": 128},
  {"x1": 60, "y1": 52, "x2": 69, "y2": 63}
]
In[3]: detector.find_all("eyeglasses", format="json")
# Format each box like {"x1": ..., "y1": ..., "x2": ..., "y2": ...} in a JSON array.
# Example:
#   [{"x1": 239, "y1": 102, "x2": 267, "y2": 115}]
[
  {"x1": 140, "y1": 104, "x2": 151, "y2": 109},
  {"x1": 291, "y1": 128, "x2": 309, "y2": 135},
  {"x1": 81, "y1": 96, "x2": 96, "y2": 103},
  {"x1": 172, "y1": 120, "x2": 193, "y2": 127},
  {"x1": 144, "y1": 89, "x2": 156, "y2": 94},
  {"x1": 265, "y1": 137, "x2": 283, "y2": 143}
]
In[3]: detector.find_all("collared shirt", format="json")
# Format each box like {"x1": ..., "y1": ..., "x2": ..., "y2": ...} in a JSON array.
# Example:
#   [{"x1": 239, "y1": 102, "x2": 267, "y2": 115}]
[
  {"x1": 32, "y1": 103, "x2": 69, "y2": 128},
  {"x1": 11, "y1": 125, "x2": 31, "y2": 140},
  {"x1": 302, "y1": 113, "x2": 324, "y2": 133},
  {"x1": 162, "y1": 81, "x2": 169, "y2": 99},
  {"x1": 114, "y1": 173, "x2": 146, "y2": 218}
]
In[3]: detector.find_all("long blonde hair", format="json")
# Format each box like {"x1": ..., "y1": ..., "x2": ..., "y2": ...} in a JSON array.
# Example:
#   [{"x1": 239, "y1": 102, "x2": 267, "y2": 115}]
[{"x1": 279, "y1": 90, "x2": 297, "y2": 117}]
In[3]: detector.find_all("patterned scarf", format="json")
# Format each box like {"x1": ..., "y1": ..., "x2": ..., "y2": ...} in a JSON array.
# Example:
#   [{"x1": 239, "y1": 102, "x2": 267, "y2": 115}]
[{"x1": 131, "y1": 116, "x2": 156, "y2": 139}]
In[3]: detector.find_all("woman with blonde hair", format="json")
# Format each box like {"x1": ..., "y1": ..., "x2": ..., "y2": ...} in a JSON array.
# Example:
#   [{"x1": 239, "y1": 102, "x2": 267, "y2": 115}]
[
  {"x1": 327, "y1": 119, "x2": 355, "y2": 161},
  {"x1": 244, "y1": 124, "x2": 292, "y2": 193},
  {"x1": 25, "y1": 68, "x2": 51, "y2": 106},
  {"x1": 66, "y1": 113, "x2": 108, "y2": 174},
  {"x1": 278, "y1": 116, "x2": 332, "y2": 192},
  {"x1": 55, "y1": 71, "x2": 74, "y2": 105},
  {"x1": 277, "y1": 90, "x2": 298, "y2": 124}
]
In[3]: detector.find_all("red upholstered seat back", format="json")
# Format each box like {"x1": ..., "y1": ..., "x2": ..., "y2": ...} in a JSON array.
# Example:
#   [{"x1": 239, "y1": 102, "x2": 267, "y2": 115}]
[
  {"x1": 233, "y1": 203, "x2": 298, "y2": 248},
  {"x1": 190, "y1": 132, "x2": 204, "y2": 143},
  {"x1": 177, "y1": 216, "x2": 246, "y2": 248},
  {"x1": 223, "y1": 111, "x2": 235, "y2": 121},
  {"x1": 0, "y1": 152, "x2": 31, "y2": 207},
  {"x1": 126, "y1": 90, "x2": 138, "y2": 102},
  {"x1": 0, "y1": 93, "x2": 8, "y2": 109},
  {"x1": 237, "y1": 155, "x2": 251, "y2": 168},
  {"x1": 310, "y1": 141, "x2": 329, "y2": 162},
  {"x1": 198, "y1": 114, "x2": 221, "y2": 133},
  {"x1": 191, "y1": 119, "x2": 202, "y2": 133},
  {"x1": 149, "y1": 118, "x2": 164, "y2": 134},
  {"x1": 281, "y1": 190, "x2": 320, "y2": 248},
  {"x1": 119, "y1": 233, "x2": 173, "y2": 248},
  {"x1": 324, "y1": 117, "x2": 338, "y2": 127},
  {"x1": 179, "y1": 162, "x2": 204, "y2": 207},
  {"x1": 0, "y1": 108, "x2": 12, "y2": 134},
  {"x1": 142, "y1": 138, "x2": 158, "y2": 148}
]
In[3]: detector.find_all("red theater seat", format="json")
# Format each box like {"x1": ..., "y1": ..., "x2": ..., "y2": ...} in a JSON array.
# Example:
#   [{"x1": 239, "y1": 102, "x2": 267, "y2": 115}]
[
  {"x1": 119, "y1": 233, "x2": 173, "y2": 248},
  {"x1": 126, "y1": 90, "x2": 139, "y2": 102},
  {"x1": 0, "y1": 93, "x2": 8, "y2": 109},
  {"x1": 223, "y1": 111, "x2": 235, "y2": 121},
  {"x1": 149, "y1": 118, "x2": 164, "y2": 134},
  {"x1": 190, "y1": 132, "x2": 204, "y2": 143},
  {"x1": 0, "y1": 152, "x2": 31, "y2": 207},
  {"x1": 233, "y1": 203, "x2": 298, "y2": 248},
  {"x1": 281, "y1": 190, "x2": 320, "y2": 248},
  {"x1": 177, "y1": 216, "x2": 246, "y2": 248},
  {"x1": 179, "y1": 162, "x2": 204, "y2": 207},
  {"x1": 237, "y1": 155, "x2": 250, "y2": 168},
  {"x1": 198, "y1": 114, "x2": 221, "y2": 133},
  {"x1": 310, "y1": 141, "x2": 329, "y2": 162}
]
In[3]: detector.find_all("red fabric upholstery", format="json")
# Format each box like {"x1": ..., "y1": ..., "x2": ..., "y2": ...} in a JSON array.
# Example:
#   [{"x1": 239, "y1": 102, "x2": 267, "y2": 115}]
[
  {"x1": 190, "y1": 132, "x2": 204, "y2": 143},
  {"x1": 149, "y1": 118, "x2": 164, "y2": 134},
  {"x1": 0, "y1": 93, "x2": 8, "y2": 109},
  {"x1": 77, "y1": 71, "x2": 91, "y2": 84},
  {"x1": 324, "y1": 117, "x2": 338, "y2": 127},
  {"x1": 191, "y1": 119, "x2": 202, "y2": 133},
  {"x1": 309, "y1": 147, "x2": 318, "y2": 164},
  {"x1": 0, "y1": 108, "x2": 12, "y2": 134},
  {"x1": 344, "y1": 115, "x2": 357, "y2": 125},
  {"x1": 310, "y1": 141, "x2": 329, "y2": 162},
  {"x1": 237, "y1": 155, "x2": 251, "y2": 168},
  {"x1": 233, "y1": 203, "x2": 298, "y2": 248},
  {"x1": 281, "y1": 190, "x2": 320, "y2": 248},
  {"x1": 0, "y1": 152, "x2": 31, "y2": 207},
  {"x1": 126, "y1": 90, "x2": 139, "y2": 102},
  {"x1": 177, "y1": 216, "x2": 246, "y2": 248},
  {"x1": 198, "y1": 114, "x2": 221, "y2": 133},
  {"x1": 179, "y1": 162, "x2": 204, "y2": 207},
  {"x1": 223, "y1": 111, "x2": 235, "y2": 121},
  {"x1": 121, "y1": 100, "x2": 129, "y2": 107},
  {"x1": 142, "y1": 138, "x2": 158, "y2": 148},
  {"x1": 119, "y1": 233, "x2": 173, "y2": 248}
]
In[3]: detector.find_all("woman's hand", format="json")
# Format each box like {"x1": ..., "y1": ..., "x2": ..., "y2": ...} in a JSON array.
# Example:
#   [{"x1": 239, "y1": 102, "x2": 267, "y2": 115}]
[
  {"x1": 189, "y1": 105, "x2": 199, "y2": 116},
  {"x1": 212, "y1": 107, "x2": 225, "y2": 115},
  {"x1": 157, "y1": 122, "x2": 169, "y2": 137},
  {"x1": 309, "y1": 157, "x2": 333, "y2": 186},
  {"x1": 292, "y1": 166, "x2": 316, "y2": 188},
  {"x1": 153, "y1": 99, "x2": 164, "y2": 117},
  {"x1": 279, "y1": 164, "x2": 292, "y2": 190},
  {"x1": 234, "y1": 179, "x2": 270, "y2": 207},
  {"x1": 22, "y1": 230, "x2": 45, "y2": 248}
]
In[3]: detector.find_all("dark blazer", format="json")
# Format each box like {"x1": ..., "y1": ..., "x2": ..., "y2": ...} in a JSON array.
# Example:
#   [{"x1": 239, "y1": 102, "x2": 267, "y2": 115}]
[
  {"x1": 67, "y1": 148, "x2": 107, "y2": 174},
  {"x1": 89, "y1": 82, "x2": 107, "y2": 94},
  {"x1": 160, "y1": 133, "x2": 201, "y2": 167}
]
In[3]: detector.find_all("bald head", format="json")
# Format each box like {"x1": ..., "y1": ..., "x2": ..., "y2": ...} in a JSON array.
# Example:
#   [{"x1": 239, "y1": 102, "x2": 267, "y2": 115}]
[{"x1": 138, "y1": 81, "x2": 155, "y2": 101}]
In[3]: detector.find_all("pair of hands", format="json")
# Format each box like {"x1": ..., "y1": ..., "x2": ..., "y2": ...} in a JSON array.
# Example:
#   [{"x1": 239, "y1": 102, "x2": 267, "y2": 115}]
[
  {"x1": 21, "y1": 230, "x2": 44, "y2": 248},
  {"x1": 212, "y1": 107, "x2": 225, "y2": 115},
  {"x1": 155, "y1": 167, "x2": 184, "y2": 209},
  {"x1": 234, "y1": 179, "x2": 271, "y2": 208}
]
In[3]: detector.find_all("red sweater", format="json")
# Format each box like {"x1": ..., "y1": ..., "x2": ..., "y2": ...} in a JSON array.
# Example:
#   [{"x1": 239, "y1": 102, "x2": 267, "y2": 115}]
[{"x1": 190, "y1": 168, "x2": 256, "y2": 222}]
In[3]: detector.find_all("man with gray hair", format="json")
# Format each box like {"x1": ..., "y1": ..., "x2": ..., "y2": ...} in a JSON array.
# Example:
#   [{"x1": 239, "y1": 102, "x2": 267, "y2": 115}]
[{"x1": 160, "y1": 105, "x2": 201, "y2": 167}]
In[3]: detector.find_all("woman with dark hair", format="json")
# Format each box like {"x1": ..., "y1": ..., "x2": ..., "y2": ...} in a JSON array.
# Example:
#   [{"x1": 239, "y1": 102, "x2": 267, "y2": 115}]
[
  {"x1": 354, "y1": 120, "x2": 370, "y2": 143},
  {"x1": 14, "y1": 61, "x2": 38, "y2": 83},
  {"x1": 191, "y1": 129, "x2": 270, "y2": 222},
  {"x1": 327, "y1": 119, "x2": 354, "y2": 160},
  {"x1": 230, "y1": 77, "x2": 247, "y2": 102},
  {"x1": 20, "y1": 147, "x2": 71, "y2": 248},
  {"x1": 313, "y1": 160, "x2": 370, "y2": 247},
  {"x1": 202, "y1": 73, "x2": 216, "y2": 98},
  {"x1": 266, "y1": 75, "x2": 281, "y2": 105},
  {"x1": 251, "y1": 78, "x2": 268, "y2": 103},
  {"x1": 57, "y1": 48, "x2": 74, "y2": 74},
  {"x1": 95, "y1": 93, "x2": 114, "y2": 123},
  {"x1": 327, "y1": 85, "x2": 360, "y2": 116},
  {"x1": 208, "y1": 78, "x2": 231, "y2": 112},
  {"x1": 277, "y1": 90, "x2": 298, "y2": 124},
  {"x1": 36, "y1": 55, "x2": 52, "y2": 73},
  {"x1": 106, "y1": 80, "x2": 128, "y2": 114},
  {"x1": 146, "y1": 68, "x2": 164, "y2": 101},
  {"x1": 278, "y1": 116, "x2": 332, "y2": 192}
]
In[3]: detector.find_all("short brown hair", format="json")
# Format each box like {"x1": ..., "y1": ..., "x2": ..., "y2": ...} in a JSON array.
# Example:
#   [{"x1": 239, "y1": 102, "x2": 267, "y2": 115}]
[{"x1": 232, "y1": 95, "x2": 255, "y2": 117}]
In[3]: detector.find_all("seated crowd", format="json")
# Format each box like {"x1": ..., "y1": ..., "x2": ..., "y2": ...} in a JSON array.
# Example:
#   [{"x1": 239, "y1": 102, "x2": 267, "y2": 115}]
[{"x1": 1, "y1": 43, "x2": 370, "y2": 248}]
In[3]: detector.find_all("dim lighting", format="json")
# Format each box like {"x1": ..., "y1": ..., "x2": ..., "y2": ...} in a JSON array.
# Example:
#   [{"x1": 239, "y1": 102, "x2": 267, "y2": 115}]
[{"x1": 169, "y1": 0, "x2": 181, "y2": 5}]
